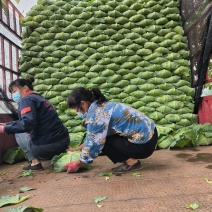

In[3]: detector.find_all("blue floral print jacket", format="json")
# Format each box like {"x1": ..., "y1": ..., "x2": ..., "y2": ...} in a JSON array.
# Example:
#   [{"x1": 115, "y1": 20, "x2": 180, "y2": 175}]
[{"x1": 80, "y1": 102, "x2": 155, "y2": 163}]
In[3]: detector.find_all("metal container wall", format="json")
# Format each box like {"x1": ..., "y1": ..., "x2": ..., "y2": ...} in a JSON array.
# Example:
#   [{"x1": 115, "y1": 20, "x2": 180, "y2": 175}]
[
  {"x1": 0, "y1": 114, "x2": 17, "y2": 165},
  {"x1": 0, "y1": 0, "x2": 22, "y2": 164},
  {"x1": 0, "y1": 0, "x2": 23, "y2": 96}
]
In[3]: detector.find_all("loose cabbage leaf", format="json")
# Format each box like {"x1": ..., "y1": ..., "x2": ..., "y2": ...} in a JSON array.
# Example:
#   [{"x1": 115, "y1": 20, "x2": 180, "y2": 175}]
[
  {"x1": 204, "y1": 178, "x2": 212, "y2": 184},
  {"x1": 20, "y1": 170, "x2": 32, "y2": 177},
  {"x1": 0, "y1": 194, "x2": 29, "y2": 208},
  {"x1": 6, "y1": 206, "x2": 43, "y2": 212},
  {"x1": 98, "y1": 172, "x2": 112, "y2": 177},
  {"x1": 185, "y1": 202, "x2": 199, "y2": 210},
  {"x1": 19, "y1": 187, "x2": 35, "y2": 193},
  {"x1": 3, "y1": 147, "x2": 26, "y2": 164},
  {"x1": 94, "y1": 196, "x2": 107, "y2": 203}
]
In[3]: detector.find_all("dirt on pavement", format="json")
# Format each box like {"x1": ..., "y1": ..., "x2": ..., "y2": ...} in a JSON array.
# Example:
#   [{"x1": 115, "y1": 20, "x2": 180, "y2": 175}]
[{"x1": 0, "y1": 146, "x2": 211, "y2": 212}]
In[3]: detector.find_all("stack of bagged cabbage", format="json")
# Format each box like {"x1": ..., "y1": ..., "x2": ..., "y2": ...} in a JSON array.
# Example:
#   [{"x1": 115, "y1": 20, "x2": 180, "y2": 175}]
[{"x1": 19, "y1": 0, "x2": 212, "y2": 149}]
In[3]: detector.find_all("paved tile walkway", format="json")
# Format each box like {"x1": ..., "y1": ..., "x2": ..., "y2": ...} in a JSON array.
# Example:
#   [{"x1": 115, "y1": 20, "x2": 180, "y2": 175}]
[{"x1": 0, "y1": 146, "x2": 212, "y2": 212}]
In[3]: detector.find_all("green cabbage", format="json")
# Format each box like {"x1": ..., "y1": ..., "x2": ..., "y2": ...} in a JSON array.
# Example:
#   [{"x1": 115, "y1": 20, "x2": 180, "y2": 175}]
[{"x1": 51, "y1": 151, "x2": 91, "y2": 172}]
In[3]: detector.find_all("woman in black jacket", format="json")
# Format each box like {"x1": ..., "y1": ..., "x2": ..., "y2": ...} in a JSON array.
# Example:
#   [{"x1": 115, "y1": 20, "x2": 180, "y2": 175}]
[{"x1": 0, "y1": 78, "x2": 70, "y2": 171}]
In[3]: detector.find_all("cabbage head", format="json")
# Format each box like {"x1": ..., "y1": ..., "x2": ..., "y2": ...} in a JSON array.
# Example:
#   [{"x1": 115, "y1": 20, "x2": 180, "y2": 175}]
[{"x1": 51, "y1": 151, "x2": 91, "y2": 172}]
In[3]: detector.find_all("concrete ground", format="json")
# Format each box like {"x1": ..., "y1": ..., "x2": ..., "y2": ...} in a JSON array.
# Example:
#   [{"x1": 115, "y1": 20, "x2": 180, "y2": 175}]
[{"x1": 0, "y1": 146, "x2": 212, "y2": 212}]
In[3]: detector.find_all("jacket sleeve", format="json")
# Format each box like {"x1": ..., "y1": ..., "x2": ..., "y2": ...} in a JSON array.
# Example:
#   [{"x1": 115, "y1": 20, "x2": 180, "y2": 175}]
[
  {"x1": 79, "y1": 106, "x2": 114, "y2": 164},
  {"x1": 5, "y1": 97, "x2": 37, "y2": 134}
]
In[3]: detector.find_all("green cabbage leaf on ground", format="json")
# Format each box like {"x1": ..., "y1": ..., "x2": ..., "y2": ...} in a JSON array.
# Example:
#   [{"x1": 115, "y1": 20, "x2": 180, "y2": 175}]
[
  {"x1": 6, "y1": 206, "x2": 43, "y2": 212},
  {"x1": 3, "y1": 147, "x2": 26, "y2": 164},
  {"x1": 0, "y1": 194, "x2": 29, "y2": 208}
]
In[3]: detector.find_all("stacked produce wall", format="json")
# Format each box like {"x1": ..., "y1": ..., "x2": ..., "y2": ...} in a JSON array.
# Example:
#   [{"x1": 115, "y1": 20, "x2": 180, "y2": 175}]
[{"x1": 19, "y1": 0, "x2": 199, "y2": 148}]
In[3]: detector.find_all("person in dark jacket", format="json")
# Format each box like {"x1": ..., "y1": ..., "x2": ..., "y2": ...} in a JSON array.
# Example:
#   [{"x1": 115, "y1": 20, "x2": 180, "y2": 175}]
[{"x1": 0, "y1": 78, "x2": 70, "y2": 171}]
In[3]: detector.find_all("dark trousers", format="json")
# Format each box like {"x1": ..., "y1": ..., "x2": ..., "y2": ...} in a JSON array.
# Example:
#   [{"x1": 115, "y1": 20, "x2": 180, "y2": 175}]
[
  {"x1": 30, "y1": 135, "x2": 70, "y2": 160},
  {"x1": 16, "y1": 133, "x2": 70, "y2": 161},
  {"x1": 102, "y1": 128, "x2": 158, "y2": 164}
]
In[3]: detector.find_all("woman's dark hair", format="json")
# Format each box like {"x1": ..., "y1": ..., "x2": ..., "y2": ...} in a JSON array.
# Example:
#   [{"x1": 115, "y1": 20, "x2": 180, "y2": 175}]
[
  {"x1": 67, "y1": 87, "x2": 107, "y2": 108},
  {"x1": 8, "y1": 77, "x2": 34, "y2": 93}
]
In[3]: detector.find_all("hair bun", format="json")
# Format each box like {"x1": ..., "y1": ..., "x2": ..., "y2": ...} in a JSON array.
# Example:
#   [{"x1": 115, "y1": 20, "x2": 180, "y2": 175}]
[{"x1": 28, "y1": 77, "x2": 35, "y2": 84}]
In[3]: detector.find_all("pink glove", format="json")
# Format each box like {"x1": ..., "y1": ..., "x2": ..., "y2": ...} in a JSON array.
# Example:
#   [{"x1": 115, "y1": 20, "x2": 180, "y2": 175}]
[
  {"x1": 64, "y1": 161, "x2": 80, "y2": 173},
  {"x1": 0, "y1": 125, "x2": 5, "y2": 133}
]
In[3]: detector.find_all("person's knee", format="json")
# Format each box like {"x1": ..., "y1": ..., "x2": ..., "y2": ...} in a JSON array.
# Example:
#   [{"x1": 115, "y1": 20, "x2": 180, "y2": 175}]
[
  {"x1": 15, "y1": 133, "x2": 30, "y2": 141},
  {"x1": 15, "y1": 133, "x2": 23, "y2": 145}
]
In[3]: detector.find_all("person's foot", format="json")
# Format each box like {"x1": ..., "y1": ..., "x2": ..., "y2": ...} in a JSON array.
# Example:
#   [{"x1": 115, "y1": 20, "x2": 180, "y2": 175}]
[
  {"x1": 111, "y1": 160, "x2": 142, "y2": 174},
  {"x1": 23, "y1": 162, "x2": 44, "y2": 171}
]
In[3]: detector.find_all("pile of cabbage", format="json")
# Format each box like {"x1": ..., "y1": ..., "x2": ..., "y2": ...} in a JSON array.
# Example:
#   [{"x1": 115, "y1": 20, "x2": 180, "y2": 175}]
[{"x1": 19, "y1": 0, "x2": 211, "y2": 148}]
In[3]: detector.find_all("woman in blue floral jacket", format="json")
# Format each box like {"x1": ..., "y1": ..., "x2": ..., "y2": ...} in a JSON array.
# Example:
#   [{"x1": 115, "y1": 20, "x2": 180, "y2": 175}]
[{"x1": 64, "y1": 87, "x2": 158, "y2": 174}]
